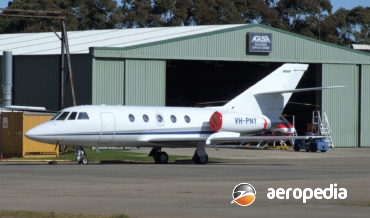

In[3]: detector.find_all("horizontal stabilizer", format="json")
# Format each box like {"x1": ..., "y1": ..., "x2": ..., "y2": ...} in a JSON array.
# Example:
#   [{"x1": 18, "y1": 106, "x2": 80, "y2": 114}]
[{"x1": 255, "y1": 86, "x2": 345, "y2": 95}]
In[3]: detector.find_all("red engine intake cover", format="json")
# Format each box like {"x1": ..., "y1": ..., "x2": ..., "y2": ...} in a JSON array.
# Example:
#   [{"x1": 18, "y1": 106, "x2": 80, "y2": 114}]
[{"x1": 209, "y1": 111, "x2": 223, "y2": 131}]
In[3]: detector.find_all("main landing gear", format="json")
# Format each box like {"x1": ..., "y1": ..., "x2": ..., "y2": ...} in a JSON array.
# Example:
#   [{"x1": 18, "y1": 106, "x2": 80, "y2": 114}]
[
  {"x1": 148, "y1": 146, "x2": 209, "y2": 164},
  {"x1": 192, "y1": 145, "x2": 208, "y2": 164},
  {"x1": 149, "y1": 147, "x2": 169, "y2": 164},
  {"x1": 76, "y1": 146, "x2": 88, "y2": 165}
]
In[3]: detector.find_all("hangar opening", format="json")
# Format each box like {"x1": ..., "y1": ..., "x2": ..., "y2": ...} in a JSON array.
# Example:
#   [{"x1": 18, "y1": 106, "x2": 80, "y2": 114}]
[{"x1": 166, "y1": 60, "x2": 321, "y2": 134}]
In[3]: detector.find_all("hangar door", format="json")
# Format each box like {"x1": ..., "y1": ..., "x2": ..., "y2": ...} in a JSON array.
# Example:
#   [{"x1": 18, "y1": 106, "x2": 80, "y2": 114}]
[
  {"x1": 322, "y1": 64, "x2": 359, "y2": 148},
  {"x1": 360, "y1": 65, "x2": 370, "y2": 147},
  {"x1": 124, "y1": 60, "x2": 166, "y2": 106},
  {"x1": 92, "y1": 58, "x2": 125, "y2": 105}
]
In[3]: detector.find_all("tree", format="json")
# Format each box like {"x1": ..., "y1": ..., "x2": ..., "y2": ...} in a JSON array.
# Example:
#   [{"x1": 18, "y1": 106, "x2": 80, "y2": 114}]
[
  {"x1": 347, "y1": 6, "x2": 370, "y2": 44},
  {"x1": 71, "y1": 0, "x2": 121, "y2": 29},
  {"x1": 1, "y1": 0, "x2": 369, "y2": 46},
  {"x1": 120, "y1": 0, "x2": 164, "y2": 27},
  {"x1": 236, "y1": 0, "x2": 282, "y2": 28},
  {"x1": 0, "y1": 0, "x2": 71, "y2": 32},
  {"x1": 328, "y1": 6, "x2": 370, "y2": 45},
  {"x1": 275, "y1": 0, "x2": 333, "y2": 40},
  {"x1": 0, "y1": 0, "x2": 122, "y2": 33}
]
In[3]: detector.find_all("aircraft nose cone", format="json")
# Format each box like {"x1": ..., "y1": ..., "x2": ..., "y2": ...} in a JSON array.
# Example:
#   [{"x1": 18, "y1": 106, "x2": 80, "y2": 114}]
[
  {"x1": 26, "y1": 122, "x2": 59, "y2": 144},
  {"x1": 26, "y1": 126, "x2": 45, "y2": 141},
  {"x1": 25, "y1": 127, "x2": 40, "y2": 140}
]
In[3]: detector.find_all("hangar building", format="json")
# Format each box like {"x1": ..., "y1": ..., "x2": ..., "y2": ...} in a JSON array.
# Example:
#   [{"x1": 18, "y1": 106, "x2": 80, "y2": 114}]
[{"x1": 0, "y1": 24, "x2": 369, "y2": 148}]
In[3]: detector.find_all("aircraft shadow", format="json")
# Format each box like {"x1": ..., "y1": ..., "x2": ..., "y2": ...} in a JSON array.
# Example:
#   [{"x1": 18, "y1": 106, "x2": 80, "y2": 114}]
[
  {"x1": 98, "y1": 159, "x2": 224, "y2": 165},
  {"x1": 98, "y1": 159, "x2": 291, "y2": 166}
]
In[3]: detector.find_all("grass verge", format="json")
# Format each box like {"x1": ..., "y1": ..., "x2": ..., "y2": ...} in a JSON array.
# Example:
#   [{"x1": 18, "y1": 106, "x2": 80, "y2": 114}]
[{"x1": 4, "y1": 149, "x2": 192, "y2": 163}]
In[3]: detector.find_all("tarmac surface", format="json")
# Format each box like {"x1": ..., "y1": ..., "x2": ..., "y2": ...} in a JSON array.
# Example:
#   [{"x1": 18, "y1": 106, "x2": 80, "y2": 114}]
[{"x1": 0, "y1": 147, "x2": 369, "y2": 218}]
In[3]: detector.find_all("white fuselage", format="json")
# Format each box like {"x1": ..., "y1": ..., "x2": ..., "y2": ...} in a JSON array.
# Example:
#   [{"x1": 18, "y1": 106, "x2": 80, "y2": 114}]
[
  {"x1": 26, "y1": 64, "x2": 312, "y2": 149},
  {"x1": 25, "y1": 105, "x2": 270, "y2": 147}
]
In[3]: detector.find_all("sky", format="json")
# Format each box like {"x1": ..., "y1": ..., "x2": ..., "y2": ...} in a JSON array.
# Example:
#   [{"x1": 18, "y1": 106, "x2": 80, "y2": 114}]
[
  {"x1": 330, "y1": 0, "x2": 370, "y2": 11},
  {"x1": 0, "y1": 0, "x2": 369, "y2": 14}
]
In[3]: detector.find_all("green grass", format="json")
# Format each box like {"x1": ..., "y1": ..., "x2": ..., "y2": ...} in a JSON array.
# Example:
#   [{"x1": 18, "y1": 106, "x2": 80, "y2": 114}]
[
  {"x1": 4, "y1": 148, "x2": 227, "y2": 164},
  {"x1": 0, "y1": 210, "x2": 128, "y2": 218},
  {"x1": 60, "y1": 149, "x2": 157, "y2": 163},
  {"x1": 7, "y1": 149, "x2": 192, "y2": 163}
]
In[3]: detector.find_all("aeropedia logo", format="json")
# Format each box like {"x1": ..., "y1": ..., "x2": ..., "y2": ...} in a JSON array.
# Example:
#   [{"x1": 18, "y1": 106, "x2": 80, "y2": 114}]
[
  {"x1": 231, "y1": 183, "x2": 256, "y2": 206},
  {"x1": 267, "y1": 183, "x2": 347, "y2": 203},
  {"x1": 231, "y1": 183, "x2": 347, "y2": 206}
]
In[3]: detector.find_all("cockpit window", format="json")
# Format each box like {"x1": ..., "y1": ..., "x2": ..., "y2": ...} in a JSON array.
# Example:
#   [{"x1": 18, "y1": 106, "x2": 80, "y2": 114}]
[
  {"x1": 68, "y1": 112, "x2": 77, "y2": 120},
  {"x1": 51, "y1": 112, "x2": 62, "y2": 120},
  {"x1": 56, "y1": 112, "x2": 70, "y2": 120},
  {"x1": 77, "y1": 112, "x2": 89, "y2": 120}
]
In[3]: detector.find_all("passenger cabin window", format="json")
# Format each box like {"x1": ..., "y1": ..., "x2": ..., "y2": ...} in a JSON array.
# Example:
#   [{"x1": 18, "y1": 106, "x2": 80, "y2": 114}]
[
  {"x1": 56, "y1": 112, "x2": 70, "y2": 120},
  {"x1": 184, "y1": 115, "x2": 191, "y2": 123},
  {"x1": 77, "y1": 112, "x2": 89, "y2": 120},
  {"x1": 170, "y1": 115, "x2": 177, "y2": 123},
  {"x1": 129, "y1": 114, "x2": 135, "y2": 122},
  {"x1": 68, "y1": 112, "x2": 77, "y2": 120},
  {"x1": 143, "y1": 114, "x2": 149, "y2": 122},
  {"x1": 156, "y1": 114, "x2": 163, "y2": 123}
]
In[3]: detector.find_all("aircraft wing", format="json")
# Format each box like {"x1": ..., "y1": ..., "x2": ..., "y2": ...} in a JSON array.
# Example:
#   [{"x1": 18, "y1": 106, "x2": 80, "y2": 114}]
[
  {"x1": 206, "y1": 135, "x2": 325, "y2": 145},
  {"x1": 145, "y1": 136, "x2": 208, "y2": 146},
  {"x1": 204, "y1": 131, "x2": 327, "y2": 145},
  {"x1": 145, "y1": 132, "x2": 324, "y2": 146}
]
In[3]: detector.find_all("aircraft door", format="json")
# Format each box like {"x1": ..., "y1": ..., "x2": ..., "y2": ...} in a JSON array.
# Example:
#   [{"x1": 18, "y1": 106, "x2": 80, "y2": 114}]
[{"x1": 99, "y1": 112, "x2": 115, "y2": 144}]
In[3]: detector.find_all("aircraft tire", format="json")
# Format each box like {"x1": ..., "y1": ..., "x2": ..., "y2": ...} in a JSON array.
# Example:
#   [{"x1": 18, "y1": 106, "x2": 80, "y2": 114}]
[
  {"x1": 158, "y1": 152, "x2": 168, "y2": 164},
  {"x1": 310, "y1": 142, "x2": 317, "y2": 152},
  {"x1": 199, "y1": 154, "x2": 208, "y2": 164},
  {"x1": 193, "y1": 153, "x2": 208, "y2": 164},
  {"x1": 81, "y1": 158, "x2": 88, "y2": 165},
  {"x1": 293, "y1": 144, "x2": 300, "y2": 151},
  {"x1": 153, "y1": 151, "x2": 168, "y2": 164}
]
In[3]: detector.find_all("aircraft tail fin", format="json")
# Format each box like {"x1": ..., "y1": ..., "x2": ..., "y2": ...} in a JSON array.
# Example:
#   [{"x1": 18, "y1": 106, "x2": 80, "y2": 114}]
[{"x1": 222, "y1": 63, "x2": 309, "y2": 124}]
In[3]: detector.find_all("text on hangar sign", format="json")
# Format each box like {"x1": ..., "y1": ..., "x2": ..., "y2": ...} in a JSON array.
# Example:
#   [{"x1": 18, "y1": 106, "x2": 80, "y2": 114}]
[{"x1": 247, "y1": 32, "x2": 272, "y2": 53}]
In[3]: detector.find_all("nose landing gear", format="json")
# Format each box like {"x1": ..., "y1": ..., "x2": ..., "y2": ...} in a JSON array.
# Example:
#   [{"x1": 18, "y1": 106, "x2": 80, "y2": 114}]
[{"x1": 76, "y1": 146, "x2": 88, "y2": 165}]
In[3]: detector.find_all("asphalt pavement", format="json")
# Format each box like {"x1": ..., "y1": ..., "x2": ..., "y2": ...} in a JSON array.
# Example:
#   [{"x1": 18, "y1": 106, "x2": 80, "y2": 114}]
[{"x1": 0, "y1": 148, "x2": 369, "y2": 218}]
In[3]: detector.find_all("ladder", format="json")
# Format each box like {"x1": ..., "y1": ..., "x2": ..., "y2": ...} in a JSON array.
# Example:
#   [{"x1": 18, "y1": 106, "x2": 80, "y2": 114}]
[{"x1": 312, "y1": 110, "x2": 334, "y2": 149}]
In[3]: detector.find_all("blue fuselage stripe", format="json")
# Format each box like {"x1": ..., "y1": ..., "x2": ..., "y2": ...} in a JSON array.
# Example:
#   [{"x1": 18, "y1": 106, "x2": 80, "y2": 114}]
[{"x1": 38, "y1": 130, "x2": 215, "y2": 137}]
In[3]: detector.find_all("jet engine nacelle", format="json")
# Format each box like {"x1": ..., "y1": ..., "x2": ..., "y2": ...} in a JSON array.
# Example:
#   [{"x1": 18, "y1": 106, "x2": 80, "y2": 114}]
[
  {"x1": 272, "y1": 123, "x2": 296, "y2": 136},
  {"x1": 209, "y1": 111, "x2": 271, "y2": 133}
]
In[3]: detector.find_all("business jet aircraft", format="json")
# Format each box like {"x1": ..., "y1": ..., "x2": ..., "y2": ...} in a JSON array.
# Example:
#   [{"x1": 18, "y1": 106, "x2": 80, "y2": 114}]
[{"x1": 26, "y1": 63, "x2": 334, "y2": 164}]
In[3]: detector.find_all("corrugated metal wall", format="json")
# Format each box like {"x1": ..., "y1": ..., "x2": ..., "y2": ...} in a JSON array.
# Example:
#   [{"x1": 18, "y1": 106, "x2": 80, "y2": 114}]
[
  {"x1": 92, "y1": 58, "x2": 166, "y2": 106},
  {"x1": 10, "y1": 55, "x2": 91, "y2": 111},
  {"x1": 0, "y1": 112, "x2": 57, "y2": 158},
  {"x1": 92, "y1": 58, "x2": 125, "y2": 105},
  {"x1": 1, "y1": 112, "x2": 23, "y2": 157},
  {"x1": 360, "y1": 65, "x2": 370, "y2": 147},
  {"x1": 124, "y1": 60, "x2": 166, "y2": 106},
  {"x1": 322, "y1": 64, "x2": 359, "y2": 147},
  {"x1": 13, "y1": 56, "x2": 60, "y2": 109},
  {"x1": 22, "y1": 113, "x2": 58, "y2": 157},
  {"x1": 91, "y1": 25, "x2": 370, "y2": 65}
]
